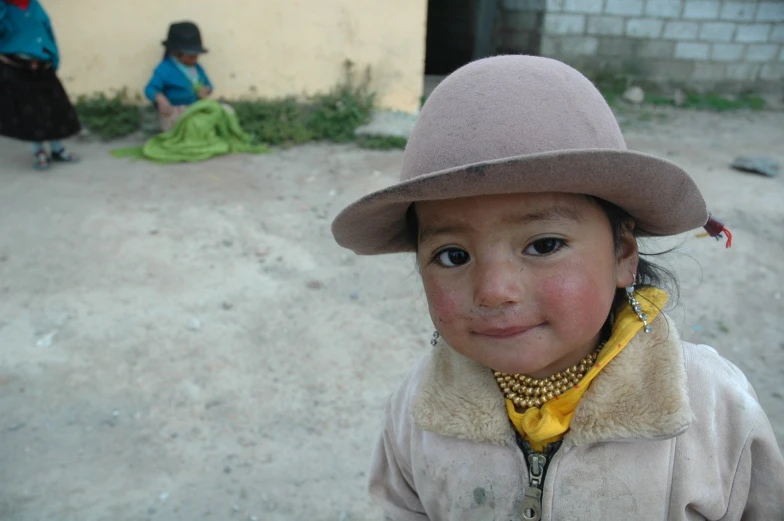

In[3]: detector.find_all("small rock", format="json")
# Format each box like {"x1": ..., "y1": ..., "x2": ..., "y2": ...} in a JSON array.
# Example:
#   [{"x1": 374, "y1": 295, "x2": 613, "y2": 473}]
[
  {"x1": 731, "y1": 156, "x2": 779, "y2": 177},
  {"x1": 7, "y1": 422, "x2": 25, "y2": 432},
  {"x1": 349, "y1": 291, "x2": 360, "y2": 301},
  {"x1": 232, "y1": 505, "x2": 241, "y2": 512},
  {"x1": 0, "y1": 254, "x2": 7, "y2": 262},
  {"x1": 673, "y1": 89, "x2": 686, "y2": 107},
  {"x1": 187, "y1": 318, "x2": 202, "y2": 331},
  {"x1": 35, "y1": 331, "x2": 56, "y2": 348},
  {"x1": 112, "y1": 409, "x2": 120, "y2": 417},
  {"x1": 222, "y1": 301, "x2": 234, "y2": 310},
  {"x1": 250, "y1": 516, "x2": 259, "y2": 521},
  {"x1": 338, "y1": 511, "x2": 351, "y2": 521},
  {"x1": 224, "y1": 466, "x2": 232, "y2": 474},
  {"x1": 159, "y1": 492, "x2": 169, "y2": 502},
  {"x1": 306, "y1": 280, "x2": 324, "y2": 290},
  {"x1": 622, "y1": 86, "x2": 645, "y2": 104},
  {"x1": 773, "y1": 391, "x2": 784, "y2": 400},
  {"x1": 222, "y1": 239, "x2": 234, "y2": 247},
  {"x1": 149, "y1": 229, "x2": 159, "y2": 235},
  {"x1": 147, "y1": 507, "x2": 157, "y2": 515}
]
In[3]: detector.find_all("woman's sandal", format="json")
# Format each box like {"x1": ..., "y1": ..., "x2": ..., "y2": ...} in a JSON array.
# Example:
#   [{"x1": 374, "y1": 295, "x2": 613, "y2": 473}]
[
  {"x1": 51, "y1": 148, "x2": 80, "y2": 163},
  {"x1": 33, "y1": 150, "x2": 50, "y2": 170}
]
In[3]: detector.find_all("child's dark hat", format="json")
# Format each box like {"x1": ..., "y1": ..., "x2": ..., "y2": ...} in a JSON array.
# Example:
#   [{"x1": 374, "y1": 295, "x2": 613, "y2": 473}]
[{"x1": 162, "y1": 21, "x2": 208, "y2": 54}]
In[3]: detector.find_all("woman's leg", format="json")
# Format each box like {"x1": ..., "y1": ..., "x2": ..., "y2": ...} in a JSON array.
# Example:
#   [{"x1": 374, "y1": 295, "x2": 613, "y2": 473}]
[
  {"x1": 49, "y1": 140, "x2": 79, "y2": 162},
  {"x1": 32, "y1": 142, "x2": 50, "y2": 170}
]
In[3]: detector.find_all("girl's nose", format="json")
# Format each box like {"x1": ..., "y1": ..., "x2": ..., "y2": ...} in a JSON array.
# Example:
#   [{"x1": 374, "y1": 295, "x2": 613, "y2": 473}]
[{"x1": 473, "y1": 258, "x2": 523, "y2": 309}]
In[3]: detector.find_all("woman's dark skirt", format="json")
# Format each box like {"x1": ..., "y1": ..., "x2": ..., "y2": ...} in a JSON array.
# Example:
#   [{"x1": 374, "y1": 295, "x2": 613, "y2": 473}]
[{"x1": 0, "y1": 60, "x2": 81, "y2": 142}]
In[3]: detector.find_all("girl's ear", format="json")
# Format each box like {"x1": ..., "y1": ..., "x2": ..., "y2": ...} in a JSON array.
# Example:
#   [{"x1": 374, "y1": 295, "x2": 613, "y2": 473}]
[{"x1": 616, "y1": 220, "x2": 639, "y2": 288}]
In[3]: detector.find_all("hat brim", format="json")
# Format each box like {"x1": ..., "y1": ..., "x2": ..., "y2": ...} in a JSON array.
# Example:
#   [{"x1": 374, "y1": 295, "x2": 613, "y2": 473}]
[
  {"x1": 331, "y1": 149, "x2": 708, "y2": 255},
  {"x1": 162, "y1": 41, "x2": 208, "y2": 54}
]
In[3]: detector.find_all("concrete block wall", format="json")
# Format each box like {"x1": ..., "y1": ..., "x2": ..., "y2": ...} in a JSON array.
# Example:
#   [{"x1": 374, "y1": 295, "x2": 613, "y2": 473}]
[{"x1": 499, "y1": 0, "x2": 784, "y2": 92}]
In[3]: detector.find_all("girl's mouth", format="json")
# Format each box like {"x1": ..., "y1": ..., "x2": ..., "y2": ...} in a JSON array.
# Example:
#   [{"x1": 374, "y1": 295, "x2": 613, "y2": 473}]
[{"x1": 473, "y1": 323, "x2": 544, "y2": 339}]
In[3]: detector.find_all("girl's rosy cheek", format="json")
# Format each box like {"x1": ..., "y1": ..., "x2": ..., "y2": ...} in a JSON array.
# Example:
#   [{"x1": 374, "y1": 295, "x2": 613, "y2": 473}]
[
  {"x1": 539, "y1": 270, "x2": 614, "y2": 323},
  {"x1": 423, "y1": 280, "x2": 465, "y2": 327}
]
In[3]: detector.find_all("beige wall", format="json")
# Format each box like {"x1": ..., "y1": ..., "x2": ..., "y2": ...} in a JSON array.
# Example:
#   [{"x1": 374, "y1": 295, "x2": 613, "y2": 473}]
[{"x1": 46, "y1": 0, "x2": 427, "y2": 113}]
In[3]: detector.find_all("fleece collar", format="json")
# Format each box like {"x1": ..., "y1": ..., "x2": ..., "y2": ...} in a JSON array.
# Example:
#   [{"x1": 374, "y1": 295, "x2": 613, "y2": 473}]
[{"x1": 411, "y1": 314, "x2": 692, "y2": 446}]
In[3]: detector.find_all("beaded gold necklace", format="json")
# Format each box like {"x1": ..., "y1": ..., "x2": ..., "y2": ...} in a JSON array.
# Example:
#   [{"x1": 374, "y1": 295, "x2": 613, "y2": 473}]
[{"x1": 493, "y1": 345, "x2": 603, "y2": 409}]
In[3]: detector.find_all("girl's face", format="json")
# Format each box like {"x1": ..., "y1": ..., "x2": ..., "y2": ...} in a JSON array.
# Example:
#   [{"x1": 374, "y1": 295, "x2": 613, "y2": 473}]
[
  {"x1": 415, "y1": 192, "x2": 638, "y2": 378},
  {"x1": 175, "y1": 52, "x2": 199, "y2": 66}
]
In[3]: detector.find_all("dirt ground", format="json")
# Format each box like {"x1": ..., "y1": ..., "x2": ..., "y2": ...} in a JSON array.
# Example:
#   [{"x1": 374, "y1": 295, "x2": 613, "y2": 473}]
[{"x1": 1, "y1": 107, "x2": 783, "y2": 521}]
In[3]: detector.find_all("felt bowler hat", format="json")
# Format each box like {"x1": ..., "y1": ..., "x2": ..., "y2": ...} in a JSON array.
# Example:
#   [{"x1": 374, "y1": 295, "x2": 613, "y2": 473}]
[
  {"x1": 331, "y1": 55, "x2": 711, "y2": 255},
  {"x1": 162, "y1": 21, "x2": 208, "y2": 54}
]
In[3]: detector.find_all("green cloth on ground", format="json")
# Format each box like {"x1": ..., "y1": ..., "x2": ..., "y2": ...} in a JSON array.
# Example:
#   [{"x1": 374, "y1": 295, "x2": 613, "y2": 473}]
[{"x1": 112, "y1": 100, "x2": 268, "y2": 163}]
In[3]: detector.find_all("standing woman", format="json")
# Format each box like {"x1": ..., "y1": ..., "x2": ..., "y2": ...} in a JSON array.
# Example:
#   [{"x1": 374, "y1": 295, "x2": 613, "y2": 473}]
[{"x1": 0, "y1": 0, "x2": 80, "y2": 170}]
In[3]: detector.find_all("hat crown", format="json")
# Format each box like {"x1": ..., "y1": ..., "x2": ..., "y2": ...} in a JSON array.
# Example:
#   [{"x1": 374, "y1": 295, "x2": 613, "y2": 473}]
[
  {"x1": 402, "y1": 56, "x2": 627, "y2": 182},
  {"x1": 164, "y1": 21, "x2": 203, "y2": 49}
]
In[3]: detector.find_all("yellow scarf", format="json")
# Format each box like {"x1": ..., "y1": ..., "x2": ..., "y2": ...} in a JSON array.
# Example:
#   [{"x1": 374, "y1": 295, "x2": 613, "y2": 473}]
[{"x1": 505, "y1": 287, "x2": 668, "y2": 451}]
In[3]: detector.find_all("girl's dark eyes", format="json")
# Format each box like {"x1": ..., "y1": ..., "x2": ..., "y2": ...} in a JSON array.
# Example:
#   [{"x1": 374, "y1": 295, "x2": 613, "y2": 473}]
[
  {"x1": 433, "y1": 238, "x2": 565, "y2": 267},
  {"x1": 524, "y1": 238, "x2": 565, "y2": 255},
  {"x1": 435, "y1": 248, "x2": 470, "y2": 267}
]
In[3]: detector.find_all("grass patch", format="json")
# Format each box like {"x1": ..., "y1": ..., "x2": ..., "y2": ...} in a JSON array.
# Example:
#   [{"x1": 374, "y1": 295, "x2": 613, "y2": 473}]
[
  {"x1": 74, "y1": 89, "x2": 141, "y2": 140},
  {"x1": 590, "y1": 71, "x2": 765, "y2": 112},
  {"x1": 231, "y1": 61, "x2": 375, "y2": 146},
  {"x1": 75, "y1": 61, "x2": 377, "y2": 146},
  {"x1": 356, "y1": 135, "x2": 408, "y2": 150}
]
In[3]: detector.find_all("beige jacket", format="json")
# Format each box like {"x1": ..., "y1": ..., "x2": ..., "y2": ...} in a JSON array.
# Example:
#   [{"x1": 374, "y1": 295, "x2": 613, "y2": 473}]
[{"x1": 369, "y1": 317, "x2": 784, "y2": 520}]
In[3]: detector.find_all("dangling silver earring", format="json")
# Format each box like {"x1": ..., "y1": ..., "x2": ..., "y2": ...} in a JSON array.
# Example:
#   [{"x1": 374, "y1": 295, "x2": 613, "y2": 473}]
[
  {"x1": 626, "y1": 284, "x2": 652, "y2": 333},
  {"x1": 430, "y1": 330, "x2": 440, "y2": 346}
]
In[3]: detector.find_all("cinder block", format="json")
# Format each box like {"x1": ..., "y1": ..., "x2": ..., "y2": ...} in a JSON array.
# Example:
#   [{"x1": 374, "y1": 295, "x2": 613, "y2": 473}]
[
  {"x1": 683, "y1": 0, "x2": 720, "y2": 20},
  {"x1": 663, "y1": 21, "x2": 700, "y2": 40},
  {"x1": 560, "y1": 36, "x2": 599, "y2": 55},
  {"x1": 691, "y1": 62, "x2": 727, "y2": 80},
  {"x1": 647, "y1": 60, "x2": 696, "y2": 81},
  {"x1": 745, "y1": 43, "x2": 779, "y2": 61},
  {"x1": 675, "y1": 41, "x2": 711, "y2": 59},
  {"x1": 540, "y1": 35, "x2": 560, "y2": 56},
  {"x1": 710, "y1": 43, "x2": 745, "y2": 61},
  {"x1": 587, "y1": 16, "x2": 625, "y2": 36},
  {"x1": 637, "y1": 40, "x2": 677, "y2": 58},
  {"x1": 699, "y1": 22, "x2": 736, "y2": 42},
  {"x1": 502, "y1": 0, "x2": 546, "y2": 11},
  {"x1": 563, "y1": 0, "x2": 603, "y2": 14},
  {"x1": 546, "y1": 0, "x2": 565, "y2": 11},
  {"x1": 626, "y1": 18, "x2": 664, "y2": 39},
  {"x1": 605, "y1": 0, "x2": 644, "y2": 17},
  {"x1": 725, "y1": 62, "x2": 761, "y2": 80},
  {"x1": 756, "y1": 2, "x2": 784, "y2": 23},
  {"x1": 644, "y1": 0, "x2": 683, "y2": 18},
  {"x1": 720, "y1": 2, "x2": 757, "y2": 22},
  {"x1": 735, "y1": 24, "x2": 772, "y2": 43},
  {"x1": 598, "y1": 36, "x2": 635, "y2": 57},
  {"x1": 760, "y1": 63, "x2": 784, "y2": 79},
  {"x1": 544, "y1": 13, "x2": 586, "y2": 34},
  {"x1": 771, "y1": 25, "x2": 784, "y2": 43}
]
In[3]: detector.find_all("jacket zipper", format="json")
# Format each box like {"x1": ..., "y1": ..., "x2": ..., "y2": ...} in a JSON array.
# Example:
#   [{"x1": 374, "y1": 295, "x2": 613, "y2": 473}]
[{"x1": 516, "y1": 432, "x2": 562, "y2": 521}]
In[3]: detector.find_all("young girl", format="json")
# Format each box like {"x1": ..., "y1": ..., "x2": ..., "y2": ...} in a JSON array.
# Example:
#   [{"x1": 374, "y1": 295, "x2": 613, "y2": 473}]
[
  {"x1": 144, "y1": 21, "x2": 213, "y2": 132},
  {"x1": 331, "y1": 56, "x2": 784, "y2": 520},
  {"x1": 0, "y1": 0, "x2": 80, "y2": 170}
]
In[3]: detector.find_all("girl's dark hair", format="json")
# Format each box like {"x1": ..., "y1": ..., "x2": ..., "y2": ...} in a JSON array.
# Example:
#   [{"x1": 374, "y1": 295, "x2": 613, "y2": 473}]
[
  {"x1": 405, "y1": 196, "x2": 678, "y2": 319},
  {"x1": 591, "y1": 197, "x2": 678, "y2": 311}
]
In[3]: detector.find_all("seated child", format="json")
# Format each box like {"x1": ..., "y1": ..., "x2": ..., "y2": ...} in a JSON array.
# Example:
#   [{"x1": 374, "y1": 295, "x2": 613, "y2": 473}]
[
  {"x1": 144, "y1": 21, "x2": 213, "y2": 132},
  {"x1": 331, "y1": 56, "x2": 784, "y2": 520}
]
